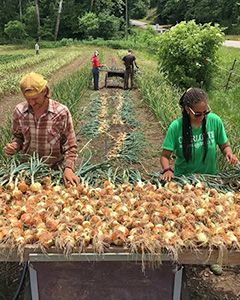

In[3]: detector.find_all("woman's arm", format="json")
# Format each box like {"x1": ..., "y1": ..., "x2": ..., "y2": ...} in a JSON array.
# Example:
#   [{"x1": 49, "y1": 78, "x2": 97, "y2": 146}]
[
  {"x1": 219, "y1": 142, "x2": 239, "y2": 165},
  {"x1": 160, "y1": 149, "x2": 174, "y2": 181}
]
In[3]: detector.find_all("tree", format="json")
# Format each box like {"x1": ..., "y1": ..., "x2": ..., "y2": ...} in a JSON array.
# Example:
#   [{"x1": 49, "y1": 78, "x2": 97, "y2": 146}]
[
  {"x1": 78, "y1": 12, "x2": 99, "y2": 39},
  {"x1": 150, "y1": 0, "x2": 158, "y2": 8},
  {"x1": 54, "y1": 0, "x2": 63, "y2": 41},
  {"x1": 157, "y1": 0, "x2": 188, "y2": 25},
  {"x1": 34, "y1": 0, "x2": 41, "y2": 32},
  {"x1": 128, "y1": 0, "x2": 150, "y2": 19},
  {"x1": 97, "y1": 12, "x2": 122, "y2": 39},
  {"x1": 38, "y1": 16, "x2": 54, "y2": 40},
  {"x1": 157, "y1": 20, "x2": 224, "y2": 89},
  {"x1": 0, "y1": 0, "x2": 19, "y2": 39},
  {"x1": 4, "y1": 20, "x2": 27, "y2": 41},
  {"x1": 19, "y1": 0, "x2": 23, "y2": 22},
  {"x1": 90, "y1": 0, "x2": 94, "y2": 11},
  {"x1": 24, "y1": 6, "x2": 38, "y2": 39}
]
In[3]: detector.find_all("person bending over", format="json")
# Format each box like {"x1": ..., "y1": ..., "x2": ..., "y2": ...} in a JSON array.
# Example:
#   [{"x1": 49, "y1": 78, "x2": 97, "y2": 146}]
[{"x1": 4, "y1": 72, "x2": 80, "y2": 186}]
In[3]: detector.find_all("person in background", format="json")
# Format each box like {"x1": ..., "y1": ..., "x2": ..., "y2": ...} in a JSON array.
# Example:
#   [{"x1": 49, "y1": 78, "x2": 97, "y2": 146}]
[
  {"x1": 35, "y1": 42, "x2": 40, "y2": 55},
  {"x1": 122, "y1": 49, "x2": 139, "y2": 90},
  {"x1": 4, "y1": 72, "x2": 80, "y2": 187},
  {"x1": 91, "y1": 50, "x2": 105, "y2": 90},
  {"x1": 160, "y1": 88, "x2": 238, "y2": 181}
]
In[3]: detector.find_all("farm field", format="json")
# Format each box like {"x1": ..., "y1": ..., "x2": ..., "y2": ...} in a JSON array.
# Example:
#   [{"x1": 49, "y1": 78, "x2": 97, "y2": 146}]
[{"x1": 0, "y1": 44, "x2": 240, "y2": 299}]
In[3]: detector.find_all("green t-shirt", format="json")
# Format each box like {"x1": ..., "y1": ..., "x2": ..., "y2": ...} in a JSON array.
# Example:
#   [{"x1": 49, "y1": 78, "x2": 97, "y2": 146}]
[{"x1": 162, "y1": 113, "x2": 228, "y2": 176}]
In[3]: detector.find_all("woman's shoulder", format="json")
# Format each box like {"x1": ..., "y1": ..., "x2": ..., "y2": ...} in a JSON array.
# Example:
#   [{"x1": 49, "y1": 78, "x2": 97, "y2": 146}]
[
  {"x1": 169, "y1": 117, "x2": 182, "y2": 128},
  {"x1": 207, "y1": 112, "x2": 223, "y2": 123}
]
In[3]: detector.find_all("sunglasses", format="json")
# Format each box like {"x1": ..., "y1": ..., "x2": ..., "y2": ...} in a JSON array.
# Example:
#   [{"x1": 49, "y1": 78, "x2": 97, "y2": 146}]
[{"x1": 188, "y1": 106, "x2": 211, "y2": 118}]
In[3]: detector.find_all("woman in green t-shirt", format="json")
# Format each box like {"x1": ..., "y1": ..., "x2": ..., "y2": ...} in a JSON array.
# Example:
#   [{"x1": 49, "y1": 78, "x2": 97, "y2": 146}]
[{"x1": 160, "y1": 88, "x2": 238, "y2": 181}]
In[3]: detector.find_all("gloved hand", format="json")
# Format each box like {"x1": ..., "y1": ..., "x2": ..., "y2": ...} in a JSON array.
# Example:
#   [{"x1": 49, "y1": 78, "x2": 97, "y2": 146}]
[{"x1": 136, "y1": 65, "x2": 139, "y2": 69}]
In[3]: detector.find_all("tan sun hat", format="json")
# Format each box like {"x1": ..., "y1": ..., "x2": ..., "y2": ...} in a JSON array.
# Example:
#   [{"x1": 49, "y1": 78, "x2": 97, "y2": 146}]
[{"x1": 20, "y1": 72, "x2": 47, "y2": 97}]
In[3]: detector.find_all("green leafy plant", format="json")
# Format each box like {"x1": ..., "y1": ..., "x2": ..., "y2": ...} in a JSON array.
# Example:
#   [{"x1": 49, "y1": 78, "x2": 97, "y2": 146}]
[
  {"x1": 4, "y1": 20, "x2": 27, "y2": 41},
  {"x1": 156, "y1": 20, "x2": 225, "y2": 89}
]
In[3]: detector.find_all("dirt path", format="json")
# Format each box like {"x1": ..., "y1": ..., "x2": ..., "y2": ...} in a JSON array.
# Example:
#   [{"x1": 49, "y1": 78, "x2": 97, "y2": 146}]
[
  {"x1": 75, "y1": 54, "x2": 164, "y2": 176},
  {"x1": 0, "y1": 55, "x2": 89, "y2": 126}
]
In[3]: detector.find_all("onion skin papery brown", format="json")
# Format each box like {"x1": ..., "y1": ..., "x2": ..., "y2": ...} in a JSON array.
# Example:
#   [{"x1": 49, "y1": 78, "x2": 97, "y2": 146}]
[{"x1": 0, "y1": 179, "x2": 240, "y2": 261}]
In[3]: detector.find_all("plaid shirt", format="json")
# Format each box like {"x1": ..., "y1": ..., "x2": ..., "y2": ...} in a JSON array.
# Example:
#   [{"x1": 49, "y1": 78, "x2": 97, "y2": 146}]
[{"x1": 11, "y1": 99, "x2": 77, "y2": 170}]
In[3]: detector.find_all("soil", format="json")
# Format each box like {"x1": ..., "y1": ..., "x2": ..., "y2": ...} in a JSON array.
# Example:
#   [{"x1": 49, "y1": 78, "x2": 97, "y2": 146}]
[{"x1": 0, "y1": 52, "x2": 240, "y2": 299}]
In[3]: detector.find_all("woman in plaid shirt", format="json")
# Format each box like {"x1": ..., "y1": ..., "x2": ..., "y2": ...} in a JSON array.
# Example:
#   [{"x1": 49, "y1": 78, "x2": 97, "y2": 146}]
[{"x1": 4, "y1": 72, "x2": 80, "y2": 186}]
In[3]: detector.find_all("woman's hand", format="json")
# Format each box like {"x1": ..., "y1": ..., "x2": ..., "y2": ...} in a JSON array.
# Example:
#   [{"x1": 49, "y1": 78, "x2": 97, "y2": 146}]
[
  {"x1": 220, "y1": 143, "x2": 239, "y2": 165},
  {"x1": 4, "y1": 142, "x2": 20, "y2": 157},
  {"x1": 225, "y1": 152, "x2": 239, "y2": 165},
  {"x1": 63, "y1": 167, "x2": 80, "y2": 187},
  {"x1": 160, "y1": 170, "x2": 174, "y2": 181}
]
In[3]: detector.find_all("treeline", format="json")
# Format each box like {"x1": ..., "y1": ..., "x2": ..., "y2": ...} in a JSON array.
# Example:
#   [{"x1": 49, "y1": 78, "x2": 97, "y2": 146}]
[
  {"x1": 151, "y1": 0, "x2": 240, "y2": 34},
  {"x1": 1, "y1": 0, "x2": 239, "y2": 43},
  {"x1": 0, "y1": 0, "x2": 149, "y2": 43}
]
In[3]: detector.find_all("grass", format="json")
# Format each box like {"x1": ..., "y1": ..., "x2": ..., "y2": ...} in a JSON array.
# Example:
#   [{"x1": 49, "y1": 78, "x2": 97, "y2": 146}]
[
  {"x1": 139, "y1": 8, "x2": 158, "y2": 25},
  {"x1": 107, "y1": 108, "x2": 115, "y2": 115},
  {"x1": 208, "y1": 45, "x2": 240, "y2": 158}
]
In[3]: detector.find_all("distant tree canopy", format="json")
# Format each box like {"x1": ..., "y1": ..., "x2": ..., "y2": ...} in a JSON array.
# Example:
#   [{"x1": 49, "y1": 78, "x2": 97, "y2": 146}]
[
  {"x1": 156, "y1": 0, "x2": 240, "y2": 34},
  {"x1": 0, "y1": 0, "x2": 128, "y2": 41},
  {"x1": 0, "y1": 0, "x2": 239, "y2": 42}
]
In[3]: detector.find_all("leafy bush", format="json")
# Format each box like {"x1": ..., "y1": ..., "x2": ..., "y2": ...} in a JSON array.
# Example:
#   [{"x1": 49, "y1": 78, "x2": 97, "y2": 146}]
[
  {"x1": 130, "y1": 0, "x2": 150, "y2": 19},
  {"x1": 23, "y1": 6, "x2": 38, "y2": 39},
  {"x1": 82, "y1": 38, "x2": 139, "y2": 50},
  {"x1": 97, "y1": 12, "x2": 122, "y2": 40},
  {"x1": 78, "y1": 12, "x2": 99, "y2": 39},
  {"x1": 156, "y1": 20, "x2": 224, "y2": 89},
  {"x1": 59, "y1": 38, "x2": 74, "y2": 46},
  {"x1": 4, "y1": 20, "x2": 27, "y2": 41}
]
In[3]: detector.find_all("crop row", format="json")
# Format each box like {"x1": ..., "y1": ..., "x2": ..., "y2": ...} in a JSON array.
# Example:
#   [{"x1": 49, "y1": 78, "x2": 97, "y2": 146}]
[
  {"x1": 0, "y1": 51, "x2": 57, "y2": 77},
  {"x1": 0, "y1": 51, "x2": 82, "y2": 95},
  {"x1": 0, "y1": 54, "x2": 33, "y2": 65}
]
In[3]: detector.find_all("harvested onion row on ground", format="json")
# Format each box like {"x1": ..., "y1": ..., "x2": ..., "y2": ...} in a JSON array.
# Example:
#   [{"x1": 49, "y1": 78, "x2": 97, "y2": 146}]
[
  {"x1": 97, "y1": 94, "x2": 110, "y2": 133},
  {"x1": 112, "y1": 94, "x2": 124, "y2": 125},
  {"x1": 107, "y1": 132, "x2": 127, "y2": 158}
]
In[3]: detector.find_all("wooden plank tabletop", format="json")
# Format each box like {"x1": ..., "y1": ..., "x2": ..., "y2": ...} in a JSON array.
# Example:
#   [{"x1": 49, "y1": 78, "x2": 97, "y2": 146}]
[{"x1": 0, "y1": 246, "x2": 240, "y2": 264}]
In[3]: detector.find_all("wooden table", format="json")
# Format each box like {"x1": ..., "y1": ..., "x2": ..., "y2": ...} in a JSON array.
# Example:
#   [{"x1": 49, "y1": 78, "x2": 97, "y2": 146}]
[{"x1": 1, "y1": 246, "x2": 240, "y2": 265}]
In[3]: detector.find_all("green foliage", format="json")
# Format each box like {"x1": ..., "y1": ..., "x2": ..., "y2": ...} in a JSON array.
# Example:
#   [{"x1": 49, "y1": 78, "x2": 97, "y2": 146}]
[
  {"x1": 38, "y1": 17, "x2": 54, "y2": 41},
  {"x1": 129, "y1": 0, "x2": 150, "y2": 19},
  {"x1": 23, "y1": 6, "x2": 38, "y2": 39},
  {"x1": 0, "y1": 117, "x2": 12, "y2": 164},
  {"x1": 0, "y1": 54, "x2": 33, "y2": 64},
  {"x1": 58, "y1": 38, "x2": 74, "y2": 47},
  {"x1": 78, "y1": 12, "x2": 99, "y2": 39},
  {"x1": 156, "y1": 20, "x2": 224, "y2": 89},
  {"x1": 52, "y1": 64, "x2": 92, "y2": 126},
  {"x1": 78, "y1": 12, "x2": 122, "y2": 40},
  {"x1": 82, "y1": 38, "x2": 139, "y2": 50},
  {"x1": 4, "y1": 20, "x2": 27, "y2": 41},
  {"x1": 97, "y1": 12, "x2": 122, "y2": 40}
]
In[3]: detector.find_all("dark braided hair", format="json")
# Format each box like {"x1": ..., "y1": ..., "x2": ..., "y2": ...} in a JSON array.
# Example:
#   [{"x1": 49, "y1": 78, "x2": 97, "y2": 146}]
[{"x1": 179, "y1": 88, "x2": 209, "y2": 163}]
